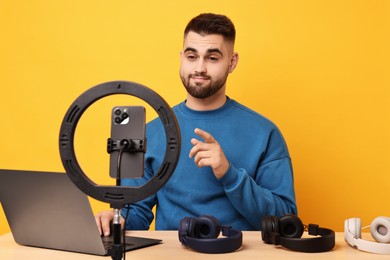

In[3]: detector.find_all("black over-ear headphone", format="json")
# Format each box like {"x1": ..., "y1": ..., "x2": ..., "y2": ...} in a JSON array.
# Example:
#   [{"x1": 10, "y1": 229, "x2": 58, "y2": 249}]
[
  {"x1": 178, "y1": 215, "x2": 243, "y2": 254},
  {"x1": 261, "y1": 215, "x2": 335, "y2": 253}
]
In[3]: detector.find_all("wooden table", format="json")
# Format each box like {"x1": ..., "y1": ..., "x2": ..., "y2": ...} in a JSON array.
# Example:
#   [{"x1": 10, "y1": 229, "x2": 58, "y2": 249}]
[{"x1": 0, "y1": 231, "x2": 388, "y2": 259}]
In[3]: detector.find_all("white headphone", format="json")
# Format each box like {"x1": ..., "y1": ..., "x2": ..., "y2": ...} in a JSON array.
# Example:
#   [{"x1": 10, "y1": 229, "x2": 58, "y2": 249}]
[{"x1": 344, "y1": 217, "x2": 390, "y2": 254}]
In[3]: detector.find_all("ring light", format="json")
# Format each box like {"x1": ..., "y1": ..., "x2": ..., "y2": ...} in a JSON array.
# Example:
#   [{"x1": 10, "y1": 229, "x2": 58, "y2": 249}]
[{"x1": 59, "y1": 81, "x2": 181, "y2": 208}]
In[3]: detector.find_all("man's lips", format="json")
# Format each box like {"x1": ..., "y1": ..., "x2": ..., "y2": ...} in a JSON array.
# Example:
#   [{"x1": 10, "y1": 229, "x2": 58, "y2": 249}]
[{"x1": 190, "y1": 75, "x2": 211, "y2": 81}]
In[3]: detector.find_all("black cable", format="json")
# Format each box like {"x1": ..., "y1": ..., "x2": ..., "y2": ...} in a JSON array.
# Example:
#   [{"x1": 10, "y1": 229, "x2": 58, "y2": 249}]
[{"x1": 116, "y1": 140, "x2": 129, "y2": 186}]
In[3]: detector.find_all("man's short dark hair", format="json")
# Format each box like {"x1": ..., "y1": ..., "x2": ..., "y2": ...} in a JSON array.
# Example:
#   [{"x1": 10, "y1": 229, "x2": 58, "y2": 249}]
[{"x1": 184, "y1": 13, "x2": 236, "y2": 44}]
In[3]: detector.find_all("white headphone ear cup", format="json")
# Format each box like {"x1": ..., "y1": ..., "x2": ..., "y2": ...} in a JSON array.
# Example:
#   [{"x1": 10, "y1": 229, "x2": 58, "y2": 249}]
[
  {"x1": 371, "y1": 216, "x2": 390, "y2": 243},
  {"x1": 349, "y1": 218, "x2": 362, "y2": 239}
]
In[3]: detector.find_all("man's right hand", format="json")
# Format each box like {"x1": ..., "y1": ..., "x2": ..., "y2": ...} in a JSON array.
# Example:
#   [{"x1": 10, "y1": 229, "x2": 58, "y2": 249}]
[{"x1": 95, "y1": 210, "x2": 117, "y2": 237}]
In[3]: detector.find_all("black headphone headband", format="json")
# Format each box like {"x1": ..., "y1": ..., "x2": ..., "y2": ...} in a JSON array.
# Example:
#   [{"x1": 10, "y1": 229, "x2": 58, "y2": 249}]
[
  {"x1": 262, "y1": 215, "x2": 335, "y2": 253},
  {"x1": 276, "y1": 224, "x2": 335, "y2": 253},
  {"x1": 178, "y1": 215, "x2": 243, "y2": 254},
  {"x1": 183, "y1": 227, "x2": 243, "y2": 254}
]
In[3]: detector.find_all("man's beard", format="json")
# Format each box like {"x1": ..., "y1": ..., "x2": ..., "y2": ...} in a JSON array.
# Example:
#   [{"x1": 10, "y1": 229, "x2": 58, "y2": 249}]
[{"x1": 180, "y1": 71, "x2": 228, "y2": 99}]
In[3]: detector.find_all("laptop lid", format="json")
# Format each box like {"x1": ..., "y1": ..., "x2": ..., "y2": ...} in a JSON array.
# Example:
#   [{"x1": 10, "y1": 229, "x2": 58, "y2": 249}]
[{"x1": 0, "y1": 169, "x2": 161, "y2": 255}]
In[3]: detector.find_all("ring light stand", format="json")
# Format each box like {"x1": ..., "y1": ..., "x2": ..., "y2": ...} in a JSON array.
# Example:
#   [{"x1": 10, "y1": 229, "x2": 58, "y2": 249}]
[{"x1": 59, "y1": 81, "x2": 181, "y2": 259}]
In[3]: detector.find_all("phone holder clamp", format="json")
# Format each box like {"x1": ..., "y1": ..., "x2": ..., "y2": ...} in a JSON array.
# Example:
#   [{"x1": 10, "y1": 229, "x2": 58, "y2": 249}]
[{"x1": 107, "y1": 138, "x2": 146, "y2": 153}]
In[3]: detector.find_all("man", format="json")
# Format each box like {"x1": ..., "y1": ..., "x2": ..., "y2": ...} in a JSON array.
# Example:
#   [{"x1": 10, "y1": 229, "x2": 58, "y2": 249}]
[{"x1": 96, "y1": 13, "x2": 297, "y2": 235}]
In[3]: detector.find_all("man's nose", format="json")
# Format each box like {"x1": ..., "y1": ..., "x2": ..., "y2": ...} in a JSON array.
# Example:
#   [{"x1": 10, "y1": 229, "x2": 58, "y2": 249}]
[{"x1": 194, "y1": 58, "x2": 207, "y2": 74}]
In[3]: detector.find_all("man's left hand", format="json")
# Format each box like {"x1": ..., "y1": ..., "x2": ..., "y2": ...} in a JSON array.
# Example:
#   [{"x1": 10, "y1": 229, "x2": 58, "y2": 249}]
[{"x1": 189, "y1": 128, "x2": 230, "y2": 179}]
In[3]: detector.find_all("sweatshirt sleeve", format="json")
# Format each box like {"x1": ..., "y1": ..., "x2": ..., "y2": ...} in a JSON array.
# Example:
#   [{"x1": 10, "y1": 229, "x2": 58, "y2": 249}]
[{"x1": 217, "y1": 129, "x2": 297, "y2": 230}]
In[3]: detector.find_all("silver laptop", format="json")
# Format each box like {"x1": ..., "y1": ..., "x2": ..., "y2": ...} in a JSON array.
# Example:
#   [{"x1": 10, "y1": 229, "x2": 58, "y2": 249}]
[{"x1": 0, "y1": 169, "x2": 161, "y2": 256}]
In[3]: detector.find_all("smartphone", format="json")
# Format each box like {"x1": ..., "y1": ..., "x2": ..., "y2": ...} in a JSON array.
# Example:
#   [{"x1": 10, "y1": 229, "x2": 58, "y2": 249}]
[{"x1": 109, "y1": 106, "x2": 146, "y2": 178}]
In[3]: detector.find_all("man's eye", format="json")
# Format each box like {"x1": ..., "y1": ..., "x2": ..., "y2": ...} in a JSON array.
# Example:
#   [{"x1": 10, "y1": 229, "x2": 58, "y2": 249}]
[
  {"x1": 186, "y1": 55, "x2": 197, "y2": 61},
  {"x1": 209, "y1": 56, "x2": 219, "y2": 61}
]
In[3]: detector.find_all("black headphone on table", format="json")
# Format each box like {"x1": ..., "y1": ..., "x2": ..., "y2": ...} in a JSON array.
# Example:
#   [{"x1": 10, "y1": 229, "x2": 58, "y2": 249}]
[
  {"x1": 178, "y1": 215, "x2": 243, "y2": 254},
  {"x1": 261, "y1": 215, "x2": 335, "y2": 253}
]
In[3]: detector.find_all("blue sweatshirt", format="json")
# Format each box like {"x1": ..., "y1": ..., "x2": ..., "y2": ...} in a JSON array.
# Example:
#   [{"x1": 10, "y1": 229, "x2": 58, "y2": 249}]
[{"x1": 121, "y1": 98, "x2": 297, "y2": 230}]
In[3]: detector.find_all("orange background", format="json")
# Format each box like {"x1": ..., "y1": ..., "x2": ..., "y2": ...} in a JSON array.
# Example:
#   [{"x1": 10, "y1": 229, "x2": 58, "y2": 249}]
[{"x1": 1, "y1": 0, "x2": 389, "y2": 234}]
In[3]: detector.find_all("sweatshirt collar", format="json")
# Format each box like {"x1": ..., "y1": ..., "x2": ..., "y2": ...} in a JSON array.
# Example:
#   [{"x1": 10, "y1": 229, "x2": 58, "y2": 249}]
[{"x1": 178, "y1": 96, "x2": 233, "y2": 119}]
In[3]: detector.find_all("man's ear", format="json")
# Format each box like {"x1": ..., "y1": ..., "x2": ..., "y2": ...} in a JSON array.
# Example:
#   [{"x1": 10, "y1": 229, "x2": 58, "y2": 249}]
[{"x1": 229, "y1": 52, "x2": 239, "y2": 73}]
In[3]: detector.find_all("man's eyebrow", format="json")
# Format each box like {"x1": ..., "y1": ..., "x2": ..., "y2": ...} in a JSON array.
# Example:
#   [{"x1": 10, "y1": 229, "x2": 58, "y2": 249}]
[
  {"x1": 206, "y1": 48, "x2": 223, "y2": 55},
  {"x1": 184, "y1": 47, "x2": 197, "y2": 53},
  {"x1": 183, "y1": 47, "x2": 223, "y2": 56}
]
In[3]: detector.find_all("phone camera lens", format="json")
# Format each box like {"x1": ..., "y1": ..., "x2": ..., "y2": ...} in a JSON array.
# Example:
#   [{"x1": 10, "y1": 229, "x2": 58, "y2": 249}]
[
  {"x1": 114, "y1": 108, "x2": 122, "y2": 116},
  {"x1": 121, "y1": 113, "x2": 129, "y2": 119},
  {"x1": 114, "y1": 117, "x2": 122, "y2": 124}
]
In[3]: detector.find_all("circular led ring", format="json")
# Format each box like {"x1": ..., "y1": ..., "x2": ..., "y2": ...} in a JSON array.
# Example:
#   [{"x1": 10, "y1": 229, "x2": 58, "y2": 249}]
[{"x1": 59, "y1": 81, "x2": 181, "y2": 208}]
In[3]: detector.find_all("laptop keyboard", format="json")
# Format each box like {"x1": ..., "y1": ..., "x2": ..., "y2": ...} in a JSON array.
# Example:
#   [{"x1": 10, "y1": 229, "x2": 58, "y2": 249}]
[{"x1": 101, "y1": 236, "x2": 134, "y2": 250}]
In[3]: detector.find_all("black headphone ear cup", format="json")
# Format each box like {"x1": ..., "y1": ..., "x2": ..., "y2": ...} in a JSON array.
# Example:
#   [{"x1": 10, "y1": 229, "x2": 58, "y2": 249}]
[
  {"x1": 188, "y1": 217, "x2": 199, "y2": 237},
  {"x1": 179, "y1": 217, "x2": 196, "y2": 243},
  {"x1": 178, "y1": 217, "x2": 192, "y2": 244},
  {"x1": 279, "y1": 215, "x2": 304, "y2": 238},
  {"x1": 196, "y1": 215, "x2": 221, "y2": 239},
  {"x1": 261, "y1": 215, "x2": 279, "y2": 243}
]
